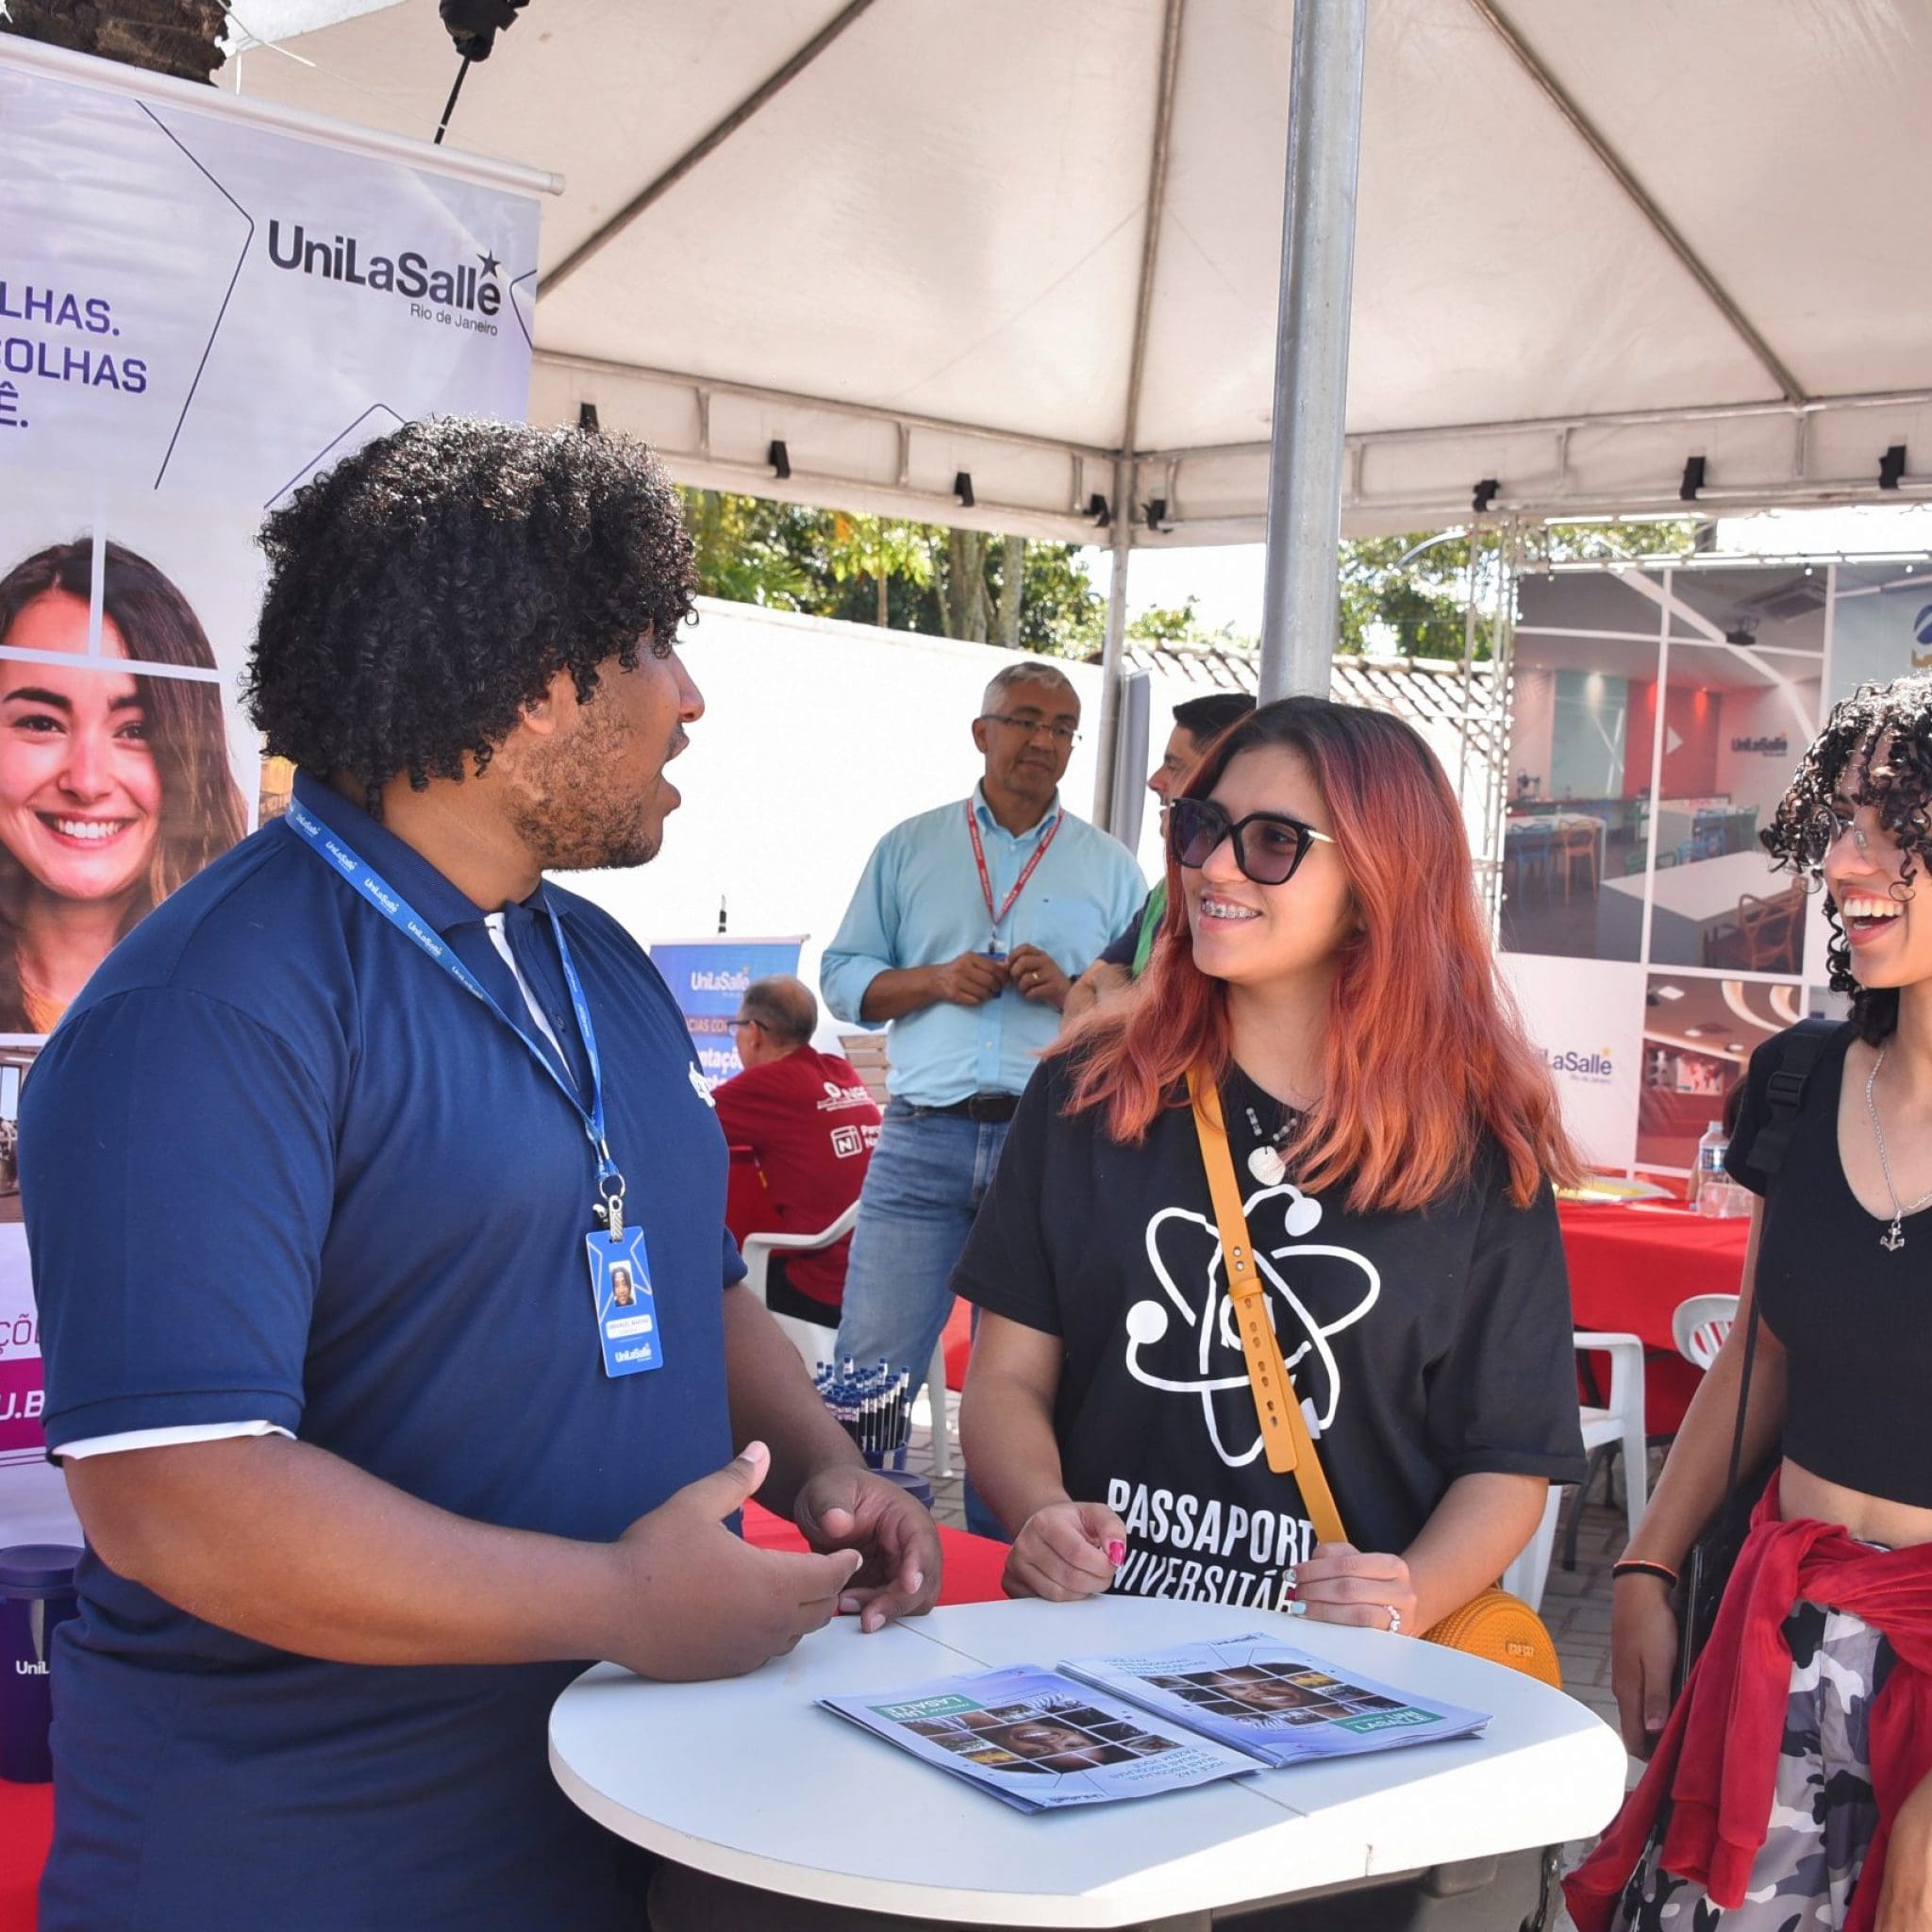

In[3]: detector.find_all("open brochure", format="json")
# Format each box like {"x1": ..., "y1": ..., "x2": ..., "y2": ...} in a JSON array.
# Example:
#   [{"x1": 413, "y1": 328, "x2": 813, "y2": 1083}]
[
  {"x1": 1061, "y1": 1631, "x2": 1490, "y2": 1766},
  {"x1": 819, "y1": 1635, "x2": 1489, "y2": 1811},
  {"x1": 819, "y1": 1663, "x2": 1265, "y2": 1813}
]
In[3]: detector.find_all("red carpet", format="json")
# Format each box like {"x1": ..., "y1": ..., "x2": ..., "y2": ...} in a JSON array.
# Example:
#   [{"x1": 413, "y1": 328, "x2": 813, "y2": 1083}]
[{"x1": 0, "y1": 1780, "x2": 50, "y2": 1932}]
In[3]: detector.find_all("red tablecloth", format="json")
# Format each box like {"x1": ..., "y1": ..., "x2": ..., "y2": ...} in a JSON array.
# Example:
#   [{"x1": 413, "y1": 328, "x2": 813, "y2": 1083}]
[
  {"x1": 0, "y1": 1780, "x2": 50, "y2": 1932},
  {"x1": 742, "y1": 1499, "x2": 1007, "y2": 1604},
  {"x1": 1559, "y1": 1200, "x2": 1751, "y2": 1435}
]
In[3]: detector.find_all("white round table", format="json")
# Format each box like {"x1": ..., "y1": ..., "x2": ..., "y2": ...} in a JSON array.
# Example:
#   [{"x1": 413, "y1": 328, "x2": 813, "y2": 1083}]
[{"x1": 550, "y1": 1596, "x2": 1627, "y2": 1928}]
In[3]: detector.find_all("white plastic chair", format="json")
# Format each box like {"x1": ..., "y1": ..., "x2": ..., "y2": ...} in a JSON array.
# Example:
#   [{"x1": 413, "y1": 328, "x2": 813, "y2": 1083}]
[
  {"x1": 1672, "y1": 1292, "x2": 1739, "y2": 1373},
  {"x1": 1507, "y1": 1331, "x2": 1649, "y2": 1604},
  {"x1": 1500, "y1": 1484, "x2": 1564, "y2": 1611},
  {"x1": 738, "y1": 1204, "x2": 955, "y2": 1479},
  {"x1": 739, "y1": 1202, "x2": 859, "y2": 1372},
  {"x1": 1559, "y1": 1329, "x2": 1650, "y2": 1574}
]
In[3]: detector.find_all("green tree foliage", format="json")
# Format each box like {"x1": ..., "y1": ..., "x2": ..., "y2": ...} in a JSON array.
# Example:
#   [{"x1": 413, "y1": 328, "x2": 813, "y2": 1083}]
[
  {"x1": 681, "y1": 486, "x2": 1699, "y2": 665},
  {"x1": 825, "y1": 512, "x2": 937, "y2": 627},
  {"x1": 1338, "y1": 520, "x2": 1701, "y2": 660},
  {"x1": 680, "y1": 489, "x2": 1106, "y2": 657}
]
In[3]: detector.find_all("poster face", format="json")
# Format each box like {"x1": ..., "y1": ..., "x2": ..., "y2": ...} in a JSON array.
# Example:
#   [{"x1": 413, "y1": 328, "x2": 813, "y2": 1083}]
[{"x1": 0, "y1": 44, "x2": 540, "y2": 1474}]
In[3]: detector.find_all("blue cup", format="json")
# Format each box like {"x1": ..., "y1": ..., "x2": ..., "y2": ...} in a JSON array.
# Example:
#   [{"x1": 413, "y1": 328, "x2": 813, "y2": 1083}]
[
  {"x1": 1, "y1": 1543, "x2": 81, "y2": 1783},
  {"x1": 870, "y1": 1467, "x2": 935, "y2": 1512}
]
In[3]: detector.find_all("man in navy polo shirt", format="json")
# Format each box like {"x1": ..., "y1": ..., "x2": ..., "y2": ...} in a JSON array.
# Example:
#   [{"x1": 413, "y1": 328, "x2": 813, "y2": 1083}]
[{"x1": 22, "y1": 420, "x2": 941, "y2": 1932}]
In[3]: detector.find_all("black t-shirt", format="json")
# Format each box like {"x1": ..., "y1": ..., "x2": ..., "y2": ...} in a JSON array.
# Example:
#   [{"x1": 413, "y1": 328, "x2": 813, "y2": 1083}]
[
  {"x1": 1725, "y1": 1020, "x2": 1932, "y2": 1507},
  {"x1": 953, "y1": 1054, "x2": 1588, "y2": 1608}
]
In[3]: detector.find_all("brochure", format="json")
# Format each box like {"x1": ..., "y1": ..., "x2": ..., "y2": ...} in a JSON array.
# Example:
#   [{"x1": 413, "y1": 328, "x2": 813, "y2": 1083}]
[
  {"x1": 818, "y1": 1663, "x2": 1267, "y2": 1813},
  {"x1": 1061, "y1": 1631, "x2": 1490, "y2": 1766},
  {"x1": 820, "y1": 1636, "x2": 1491, "y2": 1809}
]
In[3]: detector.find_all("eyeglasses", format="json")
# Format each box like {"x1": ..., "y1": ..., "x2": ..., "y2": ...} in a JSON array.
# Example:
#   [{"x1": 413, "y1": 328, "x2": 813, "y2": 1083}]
[
  {"x1": 728, "y1": 1016, "x2": 762, "y2": 1033},
  {"x1": 1799, "y1": 804, "x2": 1880, "y2": 869},
  {"x1": 980, "y1": 711, "x2": 1080, "y2": 745},
  {"x1": 1168, "y1": 795, "x2": 1336, "y2": 885}
]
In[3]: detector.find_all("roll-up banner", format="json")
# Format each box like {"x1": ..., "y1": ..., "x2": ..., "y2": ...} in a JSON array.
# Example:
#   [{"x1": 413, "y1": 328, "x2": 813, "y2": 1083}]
[
  {"x1": 0, "y1": 39, "x2": 549, "y2": 1513},
  {"x1": 650, "y1": 940, "x2": 809, "y2": 1087}
]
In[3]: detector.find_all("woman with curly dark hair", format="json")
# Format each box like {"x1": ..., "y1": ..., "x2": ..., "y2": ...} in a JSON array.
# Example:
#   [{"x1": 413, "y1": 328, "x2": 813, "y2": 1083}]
[
  {"x1": 0, "y1": 539, "x2": 246, "y2": 1032},
  {"x1": 1571, "y1": 673, "x2": 1932, "y2": 1932}
]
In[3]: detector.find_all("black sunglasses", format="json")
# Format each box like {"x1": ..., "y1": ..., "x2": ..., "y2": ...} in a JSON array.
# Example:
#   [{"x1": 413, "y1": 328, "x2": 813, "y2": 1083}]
[{"x1": 1168, "y1": 795, "x2": 1336, "y2": 885}]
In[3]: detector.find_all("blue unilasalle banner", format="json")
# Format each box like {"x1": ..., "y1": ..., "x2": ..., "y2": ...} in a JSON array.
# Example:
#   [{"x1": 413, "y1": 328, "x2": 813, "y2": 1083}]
[{"x1": 648, "y1": 938, "x2": 805, "y2": 1087}]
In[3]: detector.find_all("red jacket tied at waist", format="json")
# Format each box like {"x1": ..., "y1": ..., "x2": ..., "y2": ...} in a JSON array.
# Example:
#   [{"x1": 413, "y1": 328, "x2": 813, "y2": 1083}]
[{"x1": 1566, "y1": 1475, "x2": 1932, "y2": 1932}]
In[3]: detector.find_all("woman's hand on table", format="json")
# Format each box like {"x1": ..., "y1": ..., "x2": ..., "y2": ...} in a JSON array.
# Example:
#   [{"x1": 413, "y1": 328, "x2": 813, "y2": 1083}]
[
  {"x1": 1288, "y1": 1543, "x2": 1418, "y2": 1635},
  {"x1": 792, "y1": 1465, "x2": 943, "y2": 1633},
  {"x1": 1003, "y1": 1500, "x2": 1127, "y2": 1602},
  {"x1": 1609, "y1": 1571, "x2": 1679, "y2": 1757}
]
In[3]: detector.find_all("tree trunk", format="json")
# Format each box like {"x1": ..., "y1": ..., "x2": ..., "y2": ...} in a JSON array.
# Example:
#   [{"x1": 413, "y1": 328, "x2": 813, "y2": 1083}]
[
  {"x1": 875, "y1": 570, "x2": 889, "y2": 627},
  {"x1": 4, "y1": 0, "x2": 227, "y2": 81},
  {"x1": 943, "y1": 528, "x2": 992, "y2": 641},
  {"x1": 995, "y1": 535, "x2": 1026, "y2": 649}
]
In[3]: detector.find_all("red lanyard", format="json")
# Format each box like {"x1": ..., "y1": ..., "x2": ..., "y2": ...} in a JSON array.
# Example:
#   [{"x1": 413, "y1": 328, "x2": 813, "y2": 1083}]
[{"x1": 965, "y1": 798, "x2": 1063, "y2": 942}]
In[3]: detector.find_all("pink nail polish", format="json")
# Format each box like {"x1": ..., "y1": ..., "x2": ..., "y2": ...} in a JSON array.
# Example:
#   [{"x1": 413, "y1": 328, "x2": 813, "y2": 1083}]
[{"x1": 1106, "y1": 1540, "x2": 1126, "y2": 1566}]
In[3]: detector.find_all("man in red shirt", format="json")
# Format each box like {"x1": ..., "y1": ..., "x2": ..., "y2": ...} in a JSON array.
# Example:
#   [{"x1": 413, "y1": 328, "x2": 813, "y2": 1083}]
[{"x1": 714, "y1": 975, "x2": 881, "y2": 1329}]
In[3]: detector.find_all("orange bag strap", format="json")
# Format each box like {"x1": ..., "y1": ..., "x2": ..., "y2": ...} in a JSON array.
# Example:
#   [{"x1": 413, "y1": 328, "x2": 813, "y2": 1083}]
[{"x1": 1188, "y1": 1070, "x2": 1348, "y2": 1548}]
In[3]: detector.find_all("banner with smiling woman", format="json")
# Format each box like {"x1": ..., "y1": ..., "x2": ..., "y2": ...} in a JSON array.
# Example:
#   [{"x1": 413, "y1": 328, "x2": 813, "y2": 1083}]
[{"x1": 0, "y1": 36, "x2": 549, "y2": 1507}]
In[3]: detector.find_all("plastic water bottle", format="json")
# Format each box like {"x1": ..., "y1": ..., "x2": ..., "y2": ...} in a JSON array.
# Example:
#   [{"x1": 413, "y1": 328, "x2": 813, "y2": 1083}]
[{"x1": 1692, "y1": 1122, "x2": 1728, "y2": 1214}]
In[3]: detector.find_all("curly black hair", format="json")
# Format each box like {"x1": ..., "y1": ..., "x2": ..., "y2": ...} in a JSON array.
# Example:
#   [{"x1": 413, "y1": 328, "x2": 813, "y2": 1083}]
[
  {"x1": 1762, "y1": 671, "x2": 1932, "y2": 1042},
  {"x1": 245, "y1": 418, "x2": 696, "y2": 814}
]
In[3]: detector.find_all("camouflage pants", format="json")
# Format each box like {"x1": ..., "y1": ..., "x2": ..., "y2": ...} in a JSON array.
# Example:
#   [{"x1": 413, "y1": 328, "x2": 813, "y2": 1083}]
[{"x1": 1610, "y1": 1602, "x2": 1895, "y2": 1932}]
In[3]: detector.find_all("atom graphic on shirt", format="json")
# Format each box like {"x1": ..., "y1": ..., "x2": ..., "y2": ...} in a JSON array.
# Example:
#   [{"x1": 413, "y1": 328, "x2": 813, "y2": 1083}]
[{"x1": 1122, "y1": 1182, "x2": 1381, "y2": 1471}]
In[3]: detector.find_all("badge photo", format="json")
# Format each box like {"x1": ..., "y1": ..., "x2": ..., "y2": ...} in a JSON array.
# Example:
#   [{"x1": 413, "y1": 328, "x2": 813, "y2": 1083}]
[{"x1": 586, "y1": 1224, "x2": 662, "y2": 1377}]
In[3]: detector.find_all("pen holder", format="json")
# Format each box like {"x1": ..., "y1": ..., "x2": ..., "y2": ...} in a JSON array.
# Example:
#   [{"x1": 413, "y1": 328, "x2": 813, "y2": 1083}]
[
  {"x1": 868, "y1": 1467, "x2": 934, "y2": 1512},
  {"x1": 862, "y1": 1445, "x2": 909, "y2": 1474}
]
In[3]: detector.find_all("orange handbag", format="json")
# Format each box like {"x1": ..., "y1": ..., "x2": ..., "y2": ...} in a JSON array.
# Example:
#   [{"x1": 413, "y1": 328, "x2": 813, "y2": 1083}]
[{"x1": 1189, "y1": 1073, "x2": 1562, "y2": 1688}]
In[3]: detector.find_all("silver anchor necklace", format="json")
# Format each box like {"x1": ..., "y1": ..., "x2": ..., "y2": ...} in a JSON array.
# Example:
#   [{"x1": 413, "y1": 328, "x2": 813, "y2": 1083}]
[{"x1": 1864, "y1": 1043, "x2": 1932, "y2": 1251}]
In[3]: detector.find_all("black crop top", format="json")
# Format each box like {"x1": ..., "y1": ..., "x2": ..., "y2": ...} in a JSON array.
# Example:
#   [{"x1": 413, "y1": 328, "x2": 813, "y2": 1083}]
[{"x1": 1726, "y1": 1022, "x2": 1932, "y2": 1508}]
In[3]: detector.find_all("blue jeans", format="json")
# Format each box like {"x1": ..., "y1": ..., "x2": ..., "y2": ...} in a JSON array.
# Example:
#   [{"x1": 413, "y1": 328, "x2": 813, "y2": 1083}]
[{"x1": 834, "y1": 1103, "x2": 1008, "y2": 1416}]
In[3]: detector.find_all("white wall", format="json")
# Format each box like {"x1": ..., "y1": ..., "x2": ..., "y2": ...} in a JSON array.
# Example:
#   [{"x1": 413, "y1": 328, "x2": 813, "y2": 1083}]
[
  {"x1": 1710, "y1": 677, "x2": 1821, "y2": 816},
  {"x1": 1508, "y1": 666, "x2": 1557, "y2": 801},
  {"x1": 560, "y1": 600, "x2": 1161, "y2": 1031}
]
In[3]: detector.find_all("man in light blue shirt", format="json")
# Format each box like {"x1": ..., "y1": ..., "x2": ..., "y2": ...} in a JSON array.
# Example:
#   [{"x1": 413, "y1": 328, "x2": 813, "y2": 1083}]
[{"x1": 821, "y1": 662, "x2": 1144, "y2": 1434}]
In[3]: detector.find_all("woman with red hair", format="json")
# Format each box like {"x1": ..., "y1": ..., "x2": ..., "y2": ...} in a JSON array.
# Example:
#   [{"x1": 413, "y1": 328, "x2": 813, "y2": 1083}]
[{"x1": 957, "y1": 695, "x2": 1585, "y2": 1631}]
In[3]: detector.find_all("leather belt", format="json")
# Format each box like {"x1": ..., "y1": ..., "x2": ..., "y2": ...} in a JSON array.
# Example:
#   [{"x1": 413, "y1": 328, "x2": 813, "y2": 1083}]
[{"x1": 920, "y1": 1091, "x2": 1021, "y2": 1123}]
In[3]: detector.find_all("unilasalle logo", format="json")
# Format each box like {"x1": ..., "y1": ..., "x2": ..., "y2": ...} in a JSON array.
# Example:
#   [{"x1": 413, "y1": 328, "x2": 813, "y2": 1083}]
[{"x1": 1124, "y1": 1180, "x2": 1380, "y2": 1470}]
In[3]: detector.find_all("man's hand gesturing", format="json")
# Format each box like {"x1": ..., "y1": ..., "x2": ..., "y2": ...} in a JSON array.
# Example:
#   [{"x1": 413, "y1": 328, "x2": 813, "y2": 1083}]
[
  {"x1": 607, "y1": 1442, "x2": 862, "y2": 1680},
  {"x1": 794, "y1": 1466, "x2": 942, "y2": 1633}
]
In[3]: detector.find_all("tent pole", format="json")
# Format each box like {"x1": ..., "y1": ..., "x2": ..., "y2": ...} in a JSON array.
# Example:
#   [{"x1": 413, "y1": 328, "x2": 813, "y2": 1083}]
[
  {"x1": 1256, "y1": 0, "x2": 1367, "y2": 701},
  {"x1": 1091, "y1": 457, "x2": 1134, "y2": 830},
  {"x1": 1091, "y1": 0, "x2": 1185, "y2": 834}
]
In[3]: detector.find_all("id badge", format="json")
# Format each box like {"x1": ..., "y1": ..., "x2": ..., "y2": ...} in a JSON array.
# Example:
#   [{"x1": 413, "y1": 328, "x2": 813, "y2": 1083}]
[{"x1": 586, "y1": 1225, "x2": 663, "y2": 1377}]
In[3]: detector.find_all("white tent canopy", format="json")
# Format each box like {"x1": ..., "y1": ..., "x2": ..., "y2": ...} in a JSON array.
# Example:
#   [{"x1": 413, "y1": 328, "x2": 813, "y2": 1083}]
[{"x1": 229, "y1": 0, "x2": 1932, "y2": 543}]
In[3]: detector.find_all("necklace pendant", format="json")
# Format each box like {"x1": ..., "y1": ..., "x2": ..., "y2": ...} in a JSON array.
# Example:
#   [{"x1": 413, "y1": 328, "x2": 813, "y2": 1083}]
[{"x1": 1883, "y1": 1219, "x2": 1907, "y2": 1254}]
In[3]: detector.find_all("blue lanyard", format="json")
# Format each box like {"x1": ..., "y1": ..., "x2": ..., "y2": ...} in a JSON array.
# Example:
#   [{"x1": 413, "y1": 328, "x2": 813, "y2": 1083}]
[{"x1": 283, "y1": 797, "x2": 624, "y2": 1212}]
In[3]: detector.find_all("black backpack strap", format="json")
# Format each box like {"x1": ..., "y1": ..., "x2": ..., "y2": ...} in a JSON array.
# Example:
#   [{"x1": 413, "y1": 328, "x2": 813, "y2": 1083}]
[
  {"x1": 1722, "y1": 1017, "x2": 1837, "y2": 1506},
  {"x1": 1742, "y1": 1016, "x2": 1839, "y2": 1181}
]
